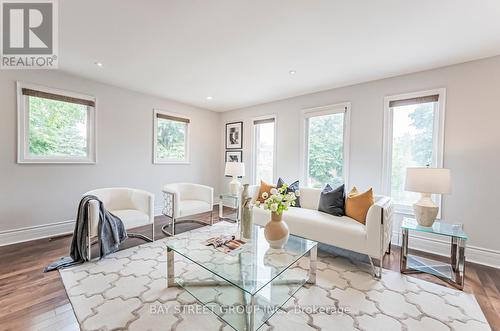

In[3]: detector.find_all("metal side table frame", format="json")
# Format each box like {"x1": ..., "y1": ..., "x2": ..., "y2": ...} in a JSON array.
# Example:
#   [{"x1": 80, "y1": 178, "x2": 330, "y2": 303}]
[
  {"x1": 400, "y1": 217, "x2": 467, "y2": 290},
  {"x1": 218, "y1": 193, "x2": 240, "y2": 224}
]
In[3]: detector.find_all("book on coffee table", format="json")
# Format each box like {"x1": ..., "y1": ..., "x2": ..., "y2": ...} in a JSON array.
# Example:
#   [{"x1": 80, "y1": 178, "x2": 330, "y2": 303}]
[{"x1": 205, "y1": 234, "x2": 247, "y2": 255}]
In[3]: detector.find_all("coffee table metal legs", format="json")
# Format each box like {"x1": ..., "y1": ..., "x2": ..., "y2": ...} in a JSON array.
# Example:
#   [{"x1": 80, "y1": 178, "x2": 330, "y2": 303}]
[
  {"x1": 247, "y1": 295, "x2": 256, "y2": 331},
  {"x1": 167, "y1": 247, "x2": 176, "y2": 288},
  {"x1": 308, "y1": 245, "x2": 317, "y2": 284}
]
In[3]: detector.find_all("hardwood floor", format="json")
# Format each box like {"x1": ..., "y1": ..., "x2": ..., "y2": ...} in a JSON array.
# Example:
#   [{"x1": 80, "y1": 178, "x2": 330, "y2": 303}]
[{"x1": 1, "y1": 208, "x2": 499, "y2": 330}]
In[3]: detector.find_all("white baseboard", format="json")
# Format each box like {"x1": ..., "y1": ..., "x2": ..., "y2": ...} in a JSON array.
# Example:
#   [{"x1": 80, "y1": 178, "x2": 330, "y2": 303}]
[
  {"x1": 391, "y1": 231, "x2": 500, "y2": 269},
  {"x1": 0, "y1": 220, "x2": 75, "y2": 247}
]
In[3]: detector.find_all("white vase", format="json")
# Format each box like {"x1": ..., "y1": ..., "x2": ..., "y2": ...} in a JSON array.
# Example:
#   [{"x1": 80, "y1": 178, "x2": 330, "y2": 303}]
[{"x1": 264, "y1": 212, "x2": 289, "y2": 249}]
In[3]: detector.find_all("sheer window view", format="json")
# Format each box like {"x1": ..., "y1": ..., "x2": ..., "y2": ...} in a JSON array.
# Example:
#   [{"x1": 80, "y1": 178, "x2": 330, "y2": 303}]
[
  {"x1": 156, "y1": 117, "x2": 188, "y2": 162},
  {"x1": 390, "y1": 102, "x2": 436, "y2": 206},
  {"x1": 306, "y1": 112, "x2": 345, "y2": 189},
  {"x1": 28, "y1": 96, "x2": 89, "y2": 158},
  {"x1": 254, "y1": 120, "x2": 275, "y2": 183}
]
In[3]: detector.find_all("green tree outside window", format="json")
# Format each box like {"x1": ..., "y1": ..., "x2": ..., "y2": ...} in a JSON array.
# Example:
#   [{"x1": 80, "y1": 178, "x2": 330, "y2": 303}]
[
  {"x1": 28, "y1": 96, "x2": 88, "y2": 157},
  {"x1": 156, "y1": 119, "x2": 186, "y2": 160},
  {"x1": 307, "y1": 113, "x2": 345, "y2": 189}
]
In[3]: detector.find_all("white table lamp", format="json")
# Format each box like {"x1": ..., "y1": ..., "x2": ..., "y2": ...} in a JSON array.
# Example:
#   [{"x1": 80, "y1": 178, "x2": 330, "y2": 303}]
[
  {"x1": 225, "y1": 162, "x2": 245, "y2": 195},
  {"x1": 405, "y1": 167, "x2": 451, "y2": 227}
]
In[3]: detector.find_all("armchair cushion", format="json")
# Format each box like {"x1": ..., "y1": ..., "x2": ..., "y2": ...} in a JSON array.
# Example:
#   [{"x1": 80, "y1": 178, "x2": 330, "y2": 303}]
[
  {"x1": 85, "y1": 187, "x2": 154, "y2": 238},
  {"x1": 163, "y1": 183, "x2": 214, "y2": 218},
  {"x1": 178, "y1": 200, "x2": 212, "y2": 217}
]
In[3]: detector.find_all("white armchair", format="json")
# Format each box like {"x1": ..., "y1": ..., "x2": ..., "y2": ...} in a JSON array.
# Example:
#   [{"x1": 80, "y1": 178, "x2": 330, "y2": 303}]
[
  {"x1": 85, "y1": 187, "x2": 155, "y2": 260},
  {"x1": 161, "y1": 183, "x2": 214, "y2": 236}
]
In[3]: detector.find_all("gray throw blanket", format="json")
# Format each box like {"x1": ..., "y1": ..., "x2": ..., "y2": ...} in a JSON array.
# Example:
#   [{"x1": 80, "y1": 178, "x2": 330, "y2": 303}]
[{"x1": 45, "y1": 195, "x2": 128, "y2": 272}]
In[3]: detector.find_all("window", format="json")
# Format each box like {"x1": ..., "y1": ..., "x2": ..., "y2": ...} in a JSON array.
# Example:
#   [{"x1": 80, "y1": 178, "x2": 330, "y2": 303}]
[
  {"x1": 153, "y1": 110, "x2": 190, "y2": 163},
  {"x1": 302, "y1": 103, "x2": 350, "y2": 189},
  {"x1": 252, "y1": 117, "x2": 276, "y2": 184},
  {"x1": 383, "y1": 89, "x2": 446, "y2": 213},
  {"x1": 17, "y1": 82, "x2": 96, "y2": 163}
]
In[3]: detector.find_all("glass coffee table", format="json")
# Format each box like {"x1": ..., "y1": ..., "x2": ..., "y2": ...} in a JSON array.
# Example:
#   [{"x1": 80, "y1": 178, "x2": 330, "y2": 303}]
[
  {"x1": 164, "y1": 223, "x2": 317, "y2": 331},
  {"x1": 400, "y1": 217, "x2": 467, "y2": 290}
]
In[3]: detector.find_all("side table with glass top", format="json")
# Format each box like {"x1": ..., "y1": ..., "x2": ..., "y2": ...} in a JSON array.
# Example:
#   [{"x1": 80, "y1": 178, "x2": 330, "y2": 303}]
[
  {"x1": 400, "y1": 217, "x2": 467, "y2": 290},
  {"x1": 219, "y1": 193, "x2": 240, "y2": 223}
]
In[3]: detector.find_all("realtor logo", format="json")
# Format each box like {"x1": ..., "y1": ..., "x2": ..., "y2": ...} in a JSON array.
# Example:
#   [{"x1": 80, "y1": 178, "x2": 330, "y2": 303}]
[{"x1": 1, "y1": 0, "x2": 58, "y2": 69}]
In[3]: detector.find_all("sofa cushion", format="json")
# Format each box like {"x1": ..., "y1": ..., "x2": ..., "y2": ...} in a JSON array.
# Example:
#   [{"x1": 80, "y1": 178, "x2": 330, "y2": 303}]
[
  {"x1": 318, "y1": 184, "x2": 345, "y2": 216},
  {"x1": 256, "y1": 180, "x2": 276, "y2": 203},
  {"x1": 345, "y1": 187, "x2": 374, "y2": 224},
  {"x1": 253, "y1": 207, "x2": 367, "y2": 253},
  {"x1": 277, "y1": 178, "x2": 301, "y2": 207}
]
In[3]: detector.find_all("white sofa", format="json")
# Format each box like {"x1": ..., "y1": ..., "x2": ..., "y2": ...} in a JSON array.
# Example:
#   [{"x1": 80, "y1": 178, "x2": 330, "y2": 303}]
[
  {"x1": 85, "y1": 187, "x2": 155, "y2": 260},
  {"x1": 248, "y1": 185, "x2": 393, "y2": 277},
  {"x1": 162, "y1": 183, "x2": 214, "y2": 236}
]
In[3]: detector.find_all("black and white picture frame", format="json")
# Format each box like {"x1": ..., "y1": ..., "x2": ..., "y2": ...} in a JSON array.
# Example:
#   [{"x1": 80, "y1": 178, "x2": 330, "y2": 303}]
[
  {"x1": 225, "y1": 150, "x2": 242, "y2": 163},
  {"x1": 225, "y1": 121, "x2": 243, "y2": 149}
]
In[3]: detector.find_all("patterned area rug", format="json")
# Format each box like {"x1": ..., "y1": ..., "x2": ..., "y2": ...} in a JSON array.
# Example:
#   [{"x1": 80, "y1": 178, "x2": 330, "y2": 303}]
[{"x1": 60, "y1": 222, "x2": 491, "y2": 331}]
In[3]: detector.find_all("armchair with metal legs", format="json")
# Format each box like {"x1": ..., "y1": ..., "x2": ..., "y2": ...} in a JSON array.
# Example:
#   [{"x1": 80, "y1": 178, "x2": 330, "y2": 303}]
[
  {"x1": 161, "y1": 183, "x2": 214, "y2": 236},
  {"x1": 85, "y1": 188, "x2": 155, "y2": 260}
]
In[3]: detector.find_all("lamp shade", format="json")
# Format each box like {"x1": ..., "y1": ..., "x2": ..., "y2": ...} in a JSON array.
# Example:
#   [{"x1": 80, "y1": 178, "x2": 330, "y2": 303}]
[
  {"x1": 225, "y1": 162, "x2": 245, "y2": 177},
  {"x1": 405, "y1": 167, "x2": 451, "y2": 194}
]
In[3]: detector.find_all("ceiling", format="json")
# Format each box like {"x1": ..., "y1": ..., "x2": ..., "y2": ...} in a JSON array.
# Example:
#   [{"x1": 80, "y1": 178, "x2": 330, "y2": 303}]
[{"x1": 59, "y1": 1, "x2": 500, "y2": 112}]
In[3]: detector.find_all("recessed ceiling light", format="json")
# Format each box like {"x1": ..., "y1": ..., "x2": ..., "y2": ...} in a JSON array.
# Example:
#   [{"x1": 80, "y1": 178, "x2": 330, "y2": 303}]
[
  {"x1": 95, "y1": 62, "x2": 103, "y2": 67},
  {"x1": 289, "y1": 70, "x2": 296, "y2": 75},
  {"x1": 206, "y1": 96, "x2": 213, "y2": 100}
]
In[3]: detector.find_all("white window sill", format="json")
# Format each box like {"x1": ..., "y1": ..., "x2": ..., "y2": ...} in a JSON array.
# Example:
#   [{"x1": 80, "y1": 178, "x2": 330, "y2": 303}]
[
  {"x1": 154, "y1": 161, "x2": 191, "y2": 165},
  {"x1": 18, "y1": 158, "x2": 96, "y2": 164}
]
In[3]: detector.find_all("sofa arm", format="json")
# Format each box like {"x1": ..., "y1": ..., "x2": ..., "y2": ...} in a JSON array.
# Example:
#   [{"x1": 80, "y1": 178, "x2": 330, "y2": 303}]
[
  {"x1": 365, "y1": 196, "x2": 394, "y2": 258},
  {"x1": 130, "y1": 189, "x2": 155, "y2": 224},
  {"x1": 248, "y1": 185, "x2": 260, "y2": 203}
]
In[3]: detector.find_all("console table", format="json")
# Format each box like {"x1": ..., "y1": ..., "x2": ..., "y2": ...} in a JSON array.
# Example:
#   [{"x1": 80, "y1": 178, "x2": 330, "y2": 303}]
[{"x1": 400, "y1": 217, "x2": 467, "y2": 290}]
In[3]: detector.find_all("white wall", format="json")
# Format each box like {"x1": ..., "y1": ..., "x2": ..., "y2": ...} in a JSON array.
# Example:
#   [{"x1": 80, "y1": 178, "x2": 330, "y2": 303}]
[
  {"x1": 0, "y1": 70, "x2": 221, "y2": 244},
  {"x1": 220, "y1": 56, "x2": 500, "y2": 267}
]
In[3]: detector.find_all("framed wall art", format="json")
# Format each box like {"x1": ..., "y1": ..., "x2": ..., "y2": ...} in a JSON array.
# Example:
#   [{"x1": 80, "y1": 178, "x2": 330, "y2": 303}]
[{"x1": 225, "y1": 121, "x2": 243, "y2": 149}]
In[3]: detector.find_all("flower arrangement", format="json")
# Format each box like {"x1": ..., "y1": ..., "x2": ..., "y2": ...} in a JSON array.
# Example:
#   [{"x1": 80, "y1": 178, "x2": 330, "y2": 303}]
[{"x1": 255, "y1": 184, "x2": 300, "y2": 215}]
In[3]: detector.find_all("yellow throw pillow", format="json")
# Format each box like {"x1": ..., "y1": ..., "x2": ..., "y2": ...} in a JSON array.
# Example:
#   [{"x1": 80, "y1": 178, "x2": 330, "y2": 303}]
[
  {"x1": 345, "y1": 186, "x2": 374, "y2": 224},
  {"x1": 257, "y1": 180, "x2": 276, "y2": 203}
]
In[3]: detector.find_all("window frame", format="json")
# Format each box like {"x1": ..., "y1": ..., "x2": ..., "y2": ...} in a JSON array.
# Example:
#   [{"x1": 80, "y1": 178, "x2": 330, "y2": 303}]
[
  {"x1": 300, "y1": 102, "x2": 351, "y2": 189},
  {"x1": 251, "y1": 114, "x2": 277, "y2": 184},
  {"x1": 382, "y1": 88, "x2": 446, "y2": 215},
  {"x1": 153, "y1": 109, "x2": 191, "y2": 164},
  {"x1": 16, "y1": 81, "x2": 97, "y2": 164}
]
